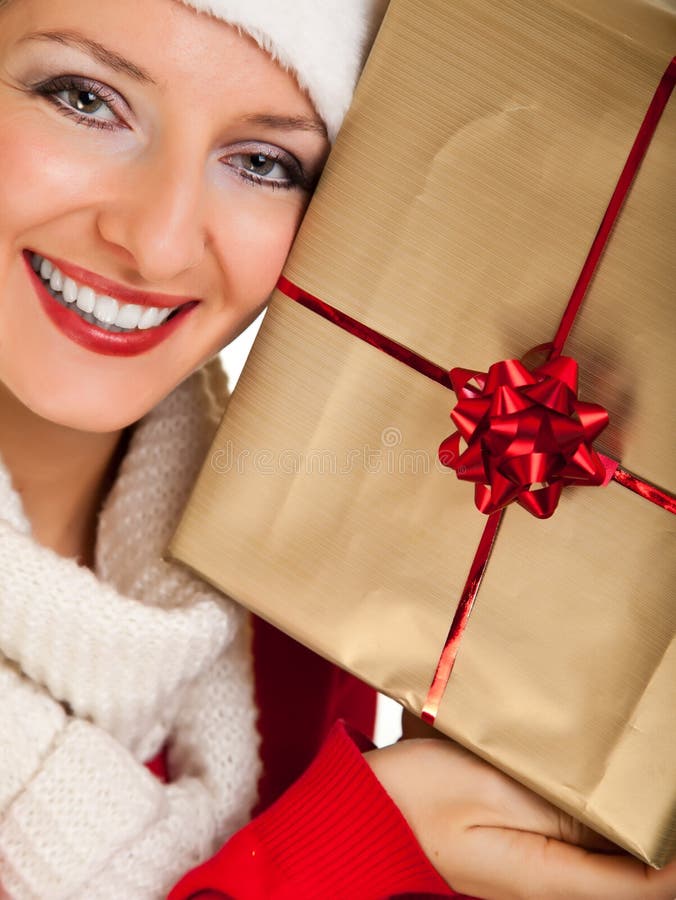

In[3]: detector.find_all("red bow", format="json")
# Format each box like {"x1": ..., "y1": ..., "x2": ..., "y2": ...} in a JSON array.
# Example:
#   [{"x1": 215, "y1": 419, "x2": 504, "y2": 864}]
[{"x1": 439, "y1": 356, "x2": 609, "y2": 519}]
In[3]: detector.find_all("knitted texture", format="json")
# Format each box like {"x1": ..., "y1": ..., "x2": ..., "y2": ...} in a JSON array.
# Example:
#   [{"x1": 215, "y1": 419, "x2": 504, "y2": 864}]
[
  {"x1": 0, "y1": 358, "x2": 261, "y2": 899},
  {"x1": 168, "y1": 722, "x2": 456, "y2": 900}
]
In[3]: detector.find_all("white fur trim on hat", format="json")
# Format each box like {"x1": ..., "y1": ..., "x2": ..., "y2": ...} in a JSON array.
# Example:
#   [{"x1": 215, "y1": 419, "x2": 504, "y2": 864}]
[{"x1": 178, "y1": 0, "x2": 388, "y2": 141}]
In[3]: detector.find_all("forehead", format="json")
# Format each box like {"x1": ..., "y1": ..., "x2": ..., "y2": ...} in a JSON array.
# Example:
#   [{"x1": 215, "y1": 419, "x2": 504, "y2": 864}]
[{"x1": 4, "y1": 0, "x2": 316, "y2": 117}]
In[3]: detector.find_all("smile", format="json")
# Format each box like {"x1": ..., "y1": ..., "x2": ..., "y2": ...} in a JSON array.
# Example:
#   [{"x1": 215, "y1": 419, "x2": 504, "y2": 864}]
[
  {"x1": 24, "y1": 251, "x2": 200, "y2": 358},
  {"x1": 30, "y1": 253, "x2": 184, "y2": 333}
]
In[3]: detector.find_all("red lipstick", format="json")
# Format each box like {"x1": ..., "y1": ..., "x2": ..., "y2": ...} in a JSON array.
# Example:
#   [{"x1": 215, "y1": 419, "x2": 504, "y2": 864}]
[
  {"x1": 24, "y1": 252, "x2": 199, "y2": 358},
  {"x1": 48, "y1": 254, "x2": 198, "y2": 309}
]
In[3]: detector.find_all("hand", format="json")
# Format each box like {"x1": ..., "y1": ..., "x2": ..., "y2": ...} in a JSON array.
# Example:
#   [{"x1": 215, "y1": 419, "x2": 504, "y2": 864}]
[{"x1": 365, "y1": 738, "x2": 676, "y2": 900}]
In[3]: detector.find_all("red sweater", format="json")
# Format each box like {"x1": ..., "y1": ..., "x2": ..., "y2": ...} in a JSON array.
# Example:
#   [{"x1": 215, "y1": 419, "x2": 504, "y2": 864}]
[{"x1": 165, "y1": 618, "x2": 462, "y2": 900}]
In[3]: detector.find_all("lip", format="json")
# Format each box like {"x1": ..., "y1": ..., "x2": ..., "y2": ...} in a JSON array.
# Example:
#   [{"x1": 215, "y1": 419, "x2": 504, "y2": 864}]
[
  {"x1": 24, "y1": 251, "x2": 199, "y2": 358},
  {"x1": 36, "y1": 252, "x2": 200, "y2": 309}
]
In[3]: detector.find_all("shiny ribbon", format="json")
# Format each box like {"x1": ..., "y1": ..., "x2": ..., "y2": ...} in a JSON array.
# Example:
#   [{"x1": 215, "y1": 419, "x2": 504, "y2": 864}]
[
  {"x1": 439, "y1": 357, "x2": 609, "y2": 519},
  {"x1": 423, "y1": 56, "x2": 676, "y2": 721},
  {"x1": 276, "y1": 56, "x2": 676, "y2": 725}
]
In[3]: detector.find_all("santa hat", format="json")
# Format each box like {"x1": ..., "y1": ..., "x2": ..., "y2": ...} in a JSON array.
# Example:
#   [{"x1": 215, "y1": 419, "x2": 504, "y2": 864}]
[{"x1": 178, "y1": 0, "x2": 389, "y2": 141}]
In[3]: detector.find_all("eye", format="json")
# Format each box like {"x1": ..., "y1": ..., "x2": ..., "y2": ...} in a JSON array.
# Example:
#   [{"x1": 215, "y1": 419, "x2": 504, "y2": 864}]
[
  {"x1": 61, "y1": 87, "x2": 114, "y2": 121},
  {"x1": 223, "y1": 144, "x2": 310, "y2": 191},
  {"x1": 32, "y1": 76, "x2": 126, "y2": 130},
  {"x1": 228, "y1": 151, "x2": 293, "y2": 185}
]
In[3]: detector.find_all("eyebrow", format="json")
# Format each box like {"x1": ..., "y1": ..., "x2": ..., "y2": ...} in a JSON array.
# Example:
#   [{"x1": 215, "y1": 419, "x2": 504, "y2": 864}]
[
  {"x1": 242, "y1": 113, "x2": 327, "y2": 138},
  {"x1": 20, "y1": 30, "x2": 156, "y2": 84},
  {"x1": 19, "y1": 32, "x2": 327, "y2": 137}
]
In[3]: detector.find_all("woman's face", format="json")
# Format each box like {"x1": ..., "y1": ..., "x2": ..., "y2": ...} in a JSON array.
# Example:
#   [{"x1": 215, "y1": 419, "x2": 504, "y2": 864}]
[{"x1": 0, "y1": 0, "x2": 329, "y2": 431}]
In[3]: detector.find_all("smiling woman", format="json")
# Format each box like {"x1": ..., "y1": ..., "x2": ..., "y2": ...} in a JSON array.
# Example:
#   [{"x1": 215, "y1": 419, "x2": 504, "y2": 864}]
[
  {"x1": 2, "y1": 3, "x2": 676, "y2": 900},
  {"x1": 0, "y1": 1, "x2": 402, "y2": 898},
  {"x1": 0, "y1": 0, "x2": 332, "y2": 437}
]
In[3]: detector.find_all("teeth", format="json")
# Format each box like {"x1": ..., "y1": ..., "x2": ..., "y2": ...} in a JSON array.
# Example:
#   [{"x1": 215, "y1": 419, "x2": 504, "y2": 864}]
[
  {"x1": 62, "y1": 277, "x2": 78, "y2": 303},
  {"x1": 50, "y1": 268, "x2": 63, "y2": 293},
  {"x1": 31, "y1": 252, "x2": 182, "y2": 332},
  {"x1": 93, "y1": 295, "x2": 119, "y2": 325},
  {"x1": 115, "y1": 303, "x2": 143, "y2": 329},
  {"x1": 76, "y1": 285, "x2": 96, "y2": 314},
  {"x1": 137, "y1": 306, "x2": 161, "y2": 330}
]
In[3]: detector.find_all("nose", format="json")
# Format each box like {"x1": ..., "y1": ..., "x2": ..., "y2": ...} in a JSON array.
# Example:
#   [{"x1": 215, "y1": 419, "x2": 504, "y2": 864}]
[{"x1": 96, "y1": 146, "x2": 207, "y2": 284}]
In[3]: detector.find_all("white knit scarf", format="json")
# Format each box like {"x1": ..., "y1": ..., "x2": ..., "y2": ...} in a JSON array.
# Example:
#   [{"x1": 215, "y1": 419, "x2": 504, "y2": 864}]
[{"x1": 0, "y1": 360, "x2": 260, "y2": 899}]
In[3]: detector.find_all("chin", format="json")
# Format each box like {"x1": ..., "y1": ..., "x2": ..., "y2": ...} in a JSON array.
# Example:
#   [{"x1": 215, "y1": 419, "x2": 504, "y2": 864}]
[{"x1": 5, "y1": 375, "x2": 158, "y2": 434}]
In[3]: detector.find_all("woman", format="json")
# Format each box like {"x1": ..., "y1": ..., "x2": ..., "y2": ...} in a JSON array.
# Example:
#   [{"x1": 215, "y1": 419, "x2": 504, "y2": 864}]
[{"x1": 0, "y1": 0, "x2": 674, "y2": 897}]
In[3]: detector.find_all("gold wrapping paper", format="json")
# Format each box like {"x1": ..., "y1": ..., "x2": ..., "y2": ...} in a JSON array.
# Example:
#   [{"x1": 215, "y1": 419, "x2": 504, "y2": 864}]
[{"x1": 168, "y1": 0, "x2": 676, "y2": 867}]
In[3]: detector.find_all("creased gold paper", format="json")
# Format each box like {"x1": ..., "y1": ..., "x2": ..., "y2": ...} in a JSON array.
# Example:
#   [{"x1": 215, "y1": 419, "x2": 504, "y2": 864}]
[{"x1": 169, "y1": 0, "x2": 676, "y2": 867}]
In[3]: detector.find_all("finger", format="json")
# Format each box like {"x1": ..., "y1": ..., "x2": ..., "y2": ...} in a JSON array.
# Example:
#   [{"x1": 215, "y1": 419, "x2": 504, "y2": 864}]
[{"x1": 452, "y1": 827, "x2": 676, "y2": 900}]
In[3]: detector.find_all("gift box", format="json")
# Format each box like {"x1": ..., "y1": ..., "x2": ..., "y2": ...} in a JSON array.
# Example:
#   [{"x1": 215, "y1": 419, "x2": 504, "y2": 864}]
[{"x1": 168, "y1": 0, "x2": 676, "y2": 867}]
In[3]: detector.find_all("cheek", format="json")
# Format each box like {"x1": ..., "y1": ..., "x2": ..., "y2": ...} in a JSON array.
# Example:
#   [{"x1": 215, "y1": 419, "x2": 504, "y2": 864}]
[
  {"x1": 212, "y1": 189, "x2": 306, "y2": 308},
  {"x1": 0, "y1": 114, "x2": 113, "y2": 254},
  {"x1": 183, "y1": 194, "x2": 306, "y2": 372}
]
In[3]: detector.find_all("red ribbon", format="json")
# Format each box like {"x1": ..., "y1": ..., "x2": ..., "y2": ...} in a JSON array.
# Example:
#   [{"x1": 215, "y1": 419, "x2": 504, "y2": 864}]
[
  {"x1": 440, "y1": 357, "x2": 609, "y2": 519},
  {"x1": 276, "y1": 57, "x2": 676, "y2": 725},
  {"x1": 423, "y1": 56, "x2": 676, "y2": 721}
]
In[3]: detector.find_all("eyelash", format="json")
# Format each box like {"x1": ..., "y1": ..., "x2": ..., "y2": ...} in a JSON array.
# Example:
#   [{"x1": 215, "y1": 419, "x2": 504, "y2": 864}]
[
  {"x1": 225, "y1": 147, "x2": 309, "y2": 192},
  {"x1": 33, "y1": 74, "x2": 124, "y2": 131},
  {"x1": 28, "y1": 75, "x2": 311, "y2": 192}
]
